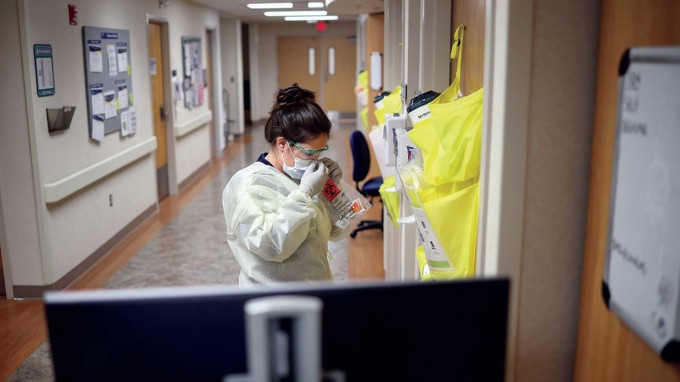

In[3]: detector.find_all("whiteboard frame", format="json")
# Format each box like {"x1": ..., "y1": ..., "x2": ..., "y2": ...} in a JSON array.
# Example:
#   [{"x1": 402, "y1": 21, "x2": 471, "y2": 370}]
[{"x1": 603, "y1": 46, "x2": 680, "y2": 362}]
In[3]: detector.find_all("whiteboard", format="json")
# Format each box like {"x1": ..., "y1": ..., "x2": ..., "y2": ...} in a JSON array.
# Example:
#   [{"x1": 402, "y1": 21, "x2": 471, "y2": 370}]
[{"x1": 603, "y1": 47, "x2": 680, "y2": 362}]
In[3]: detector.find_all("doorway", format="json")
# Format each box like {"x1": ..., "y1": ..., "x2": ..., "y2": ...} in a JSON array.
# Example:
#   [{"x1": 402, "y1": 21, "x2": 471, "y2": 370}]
[
  {"x1": 278, "y1": 36, "x2": 322, "y2": 96},
  {"x1": 321, "y1": 36, "x2": 357, "y2": 114},
  {"x1": 277, "y1": 36, "x2": 356, "y2": 114},
  {"x1": 148, "y1": 21, "x2": 170, "y2": 201},
  {"x1": 205, "y1": 29, "x2": 217, "y2": 158},
  {"x1": 242, "y1": 23, "x2": 252, "y2": 125}
]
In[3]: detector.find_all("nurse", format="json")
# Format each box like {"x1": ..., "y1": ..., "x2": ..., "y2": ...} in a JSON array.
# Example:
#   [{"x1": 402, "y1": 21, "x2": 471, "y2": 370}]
[{"x1": 222, "y1": 83, "x2": 346, "y2": 285}]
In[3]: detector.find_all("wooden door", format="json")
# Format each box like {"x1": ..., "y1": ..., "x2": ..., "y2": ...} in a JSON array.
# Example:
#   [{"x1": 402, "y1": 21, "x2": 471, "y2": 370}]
[
  {"x1": 574, "y1": 1, "x2": 680, "y2": 381},
  {"x1": 321, "y1": 36, "x2": 356, "y2": 113},
  {"x1": 365, "y1": 14, "x2": 384, "y2": 128},
  {"x1": 149, "y1": 22, "x2": 169, "y2": 201},
  {"x1": 278, "y1": 36, "x2": 321, "y2": 97}
]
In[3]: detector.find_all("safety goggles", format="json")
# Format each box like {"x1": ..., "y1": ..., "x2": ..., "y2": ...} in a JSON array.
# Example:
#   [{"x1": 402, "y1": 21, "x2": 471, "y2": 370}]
[{"x1": 289, "y1": 141, "x2": 330, "y2": 155}]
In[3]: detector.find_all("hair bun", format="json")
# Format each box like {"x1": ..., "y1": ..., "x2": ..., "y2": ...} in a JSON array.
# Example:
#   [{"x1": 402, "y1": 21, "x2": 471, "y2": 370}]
[{"x1": 276, "y1": 83, "x2": 316, "y2": 107}]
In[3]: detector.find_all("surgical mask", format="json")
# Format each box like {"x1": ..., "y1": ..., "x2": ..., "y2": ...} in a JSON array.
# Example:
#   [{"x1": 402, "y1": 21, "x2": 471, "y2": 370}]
[{"x1": 282, "y1": 142, "x2": 315, "y2": 179}]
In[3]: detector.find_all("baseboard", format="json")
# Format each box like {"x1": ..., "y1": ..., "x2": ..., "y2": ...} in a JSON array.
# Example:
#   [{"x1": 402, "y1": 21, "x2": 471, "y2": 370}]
[
  {"x1": 12, "y1": 204, "x2": 157, "y2": 299},
  {"x1": 0, "y1": 268, "x2": 5, "y2": 295}
]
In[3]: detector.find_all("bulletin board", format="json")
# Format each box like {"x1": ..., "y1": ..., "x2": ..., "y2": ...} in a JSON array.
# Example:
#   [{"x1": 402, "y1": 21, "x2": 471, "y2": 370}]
[
  {"x1": 82, "y1": 26, "x2": 135, "y2": 141},
  {"x1": 181, "y1": 36, "x2": 203, "y2": 110},
  {"x1": 603, "y1": 47, "x2": 680, "y2": 362}
]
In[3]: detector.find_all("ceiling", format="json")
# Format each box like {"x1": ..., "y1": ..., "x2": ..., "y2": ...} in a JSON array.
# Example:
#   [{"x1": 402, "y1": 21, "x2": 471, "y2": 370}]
[{"x1": 186, "y1": 0, "x2": 384, "y2": 22}]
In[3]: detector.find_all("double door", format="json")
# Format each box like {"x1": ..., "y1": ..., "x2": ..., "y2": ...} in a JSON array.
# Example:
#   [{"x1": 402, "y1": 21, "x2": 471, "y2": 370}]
[{"x1": 278, "y1": 36, "x2": 356, "y2": 113}]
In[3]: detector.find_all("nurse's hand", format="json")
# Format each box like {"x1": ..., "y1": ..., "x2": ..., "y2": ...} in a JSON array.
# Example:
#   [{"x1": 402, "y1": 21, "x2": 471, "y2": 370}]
[
  {"x1": 320, "y1": 158, "x2": 343, "y2": 182},
  {"x1": 299, "y1": 162, "x2": 328, "y2": 196}
]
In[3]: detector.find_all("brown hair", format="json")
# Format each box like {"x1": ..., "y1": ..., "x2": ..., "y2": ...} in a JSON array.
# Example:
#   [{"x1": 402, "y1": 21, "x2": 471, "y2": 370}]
[{"x1": 264, "y1": 83, "x2": 331, "y2": 145}]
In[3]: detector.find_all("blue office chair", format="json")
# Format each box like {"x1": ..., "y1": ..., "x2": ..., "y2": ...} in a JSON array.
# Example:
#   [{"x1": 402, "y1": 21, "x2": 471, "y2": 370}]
[{"x1": 349, "y1": 130, "x2": 383, "y2": 238}]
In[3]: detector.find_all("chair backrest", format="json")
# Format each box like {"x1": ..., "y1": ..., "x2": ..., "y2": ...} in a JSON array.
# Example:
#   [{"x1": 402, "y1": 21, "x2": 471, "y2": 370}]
[{"x1": 349, "y1": 130, "x2": 371, "y2": 184}]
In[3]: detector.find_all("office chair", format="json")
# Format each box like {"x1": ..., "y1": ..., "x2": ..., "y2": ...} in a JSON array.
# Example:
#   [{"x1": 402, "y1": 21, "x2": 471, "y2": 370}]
[{"x1": 349, "y1": 130, "x2": 383, "y2": 238}]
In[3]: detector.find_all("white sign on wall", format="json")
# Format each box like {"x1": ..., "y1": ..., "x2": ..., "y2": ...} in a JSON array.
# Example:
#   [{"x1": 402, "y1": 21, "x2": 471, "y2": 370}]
[{"x1": 603, "y1": 47, "x2": 680, "y2": 362}]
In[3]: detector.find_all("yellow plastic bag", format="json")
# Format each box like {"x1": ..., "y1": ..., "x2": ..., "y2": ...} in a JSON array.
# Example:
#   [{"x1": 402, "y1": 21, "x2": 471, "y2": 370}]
[
  {"x1": 425, "y1": 88, "x2": 483, "y2": 185},
  {"x1": 373, "y1": 91, "x2": 391, "y2": 126},
  {"x1": 373, "y1": 86, "x2": 401, "y2": 127},
  {"x1": 408, "y1": 25, "x2": 466, "y2": 185},
  {"x1": 360, "y1": 106, "x2": 369, "y2": 131},
  {"x1": 404, "y1": 24, "x2": 481, "y2": 279},
  {"x1": 417, "y1": 182, "x2": 479, "y2": 279},
  {"x1": 398, "y1": 163, "x2": 456, "y2": 274},
  {"x1": 378, "y1": 175, "x2": 400, "y2": 228},
  {"x1": 382, "y1": 85, "x2": 403, "y2": 116},
  {"x1": 415, "y1": 246, "x2": 434, "y2": 281},
  {"x1": 355, "y1": 71, "x2": 368, "y2": 107}
]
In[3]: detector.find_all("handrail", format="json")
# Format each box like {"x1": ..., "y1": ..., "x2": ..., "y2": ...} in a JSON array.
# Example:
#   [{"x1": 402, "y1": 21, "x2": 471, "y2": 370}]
[
  {"x1": 43, "y1": 137, "x2": 157, "y2": 204},
  {"x1": 174, "y1": 111, "x2": 213, "y2": 138}
]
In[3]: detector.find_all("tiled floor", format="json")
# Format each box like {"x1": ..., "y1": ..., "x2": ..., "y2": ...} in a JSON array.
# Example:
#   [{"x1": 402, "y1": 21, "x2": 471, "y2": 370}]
[{"x1": 7, "y1": 120, "x2": 364, "y2": 381}]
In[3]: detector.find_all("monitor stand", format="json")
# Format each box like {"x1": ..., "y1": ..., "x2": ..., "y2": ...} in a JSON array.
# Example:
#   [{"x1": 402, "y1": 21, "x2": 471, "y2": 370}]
[{"x1": 224, "y1": 296, "x2": 345, "y2": 382}]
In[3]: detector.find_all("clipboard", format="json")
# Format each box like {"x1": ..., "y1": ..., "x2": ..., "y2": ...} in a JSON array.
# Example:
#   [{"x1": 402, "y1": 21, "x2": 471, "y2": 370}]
[{"x1": 603, "y1": 46, "x2": 680, "y2": 362}]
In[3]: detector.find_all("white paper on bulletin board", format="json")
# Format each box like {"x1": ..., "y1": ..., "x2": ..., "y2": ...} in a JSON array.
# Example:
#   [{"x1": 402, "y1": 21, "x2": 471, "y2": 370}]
[{"x1": 603, "y1": 47, "x2": 680, "y2": 362}]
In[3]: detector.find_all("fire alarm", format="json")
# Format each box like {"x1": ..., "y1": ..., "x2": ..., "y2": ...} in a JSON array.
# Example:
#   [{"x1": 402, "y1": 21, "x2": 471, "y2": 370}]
[
  {"x1": 315, "y1": 21, "x2": 327, "y2": 32},
  {"x1": 68, "y1": 4, "x2": 77, "y2": 25}
]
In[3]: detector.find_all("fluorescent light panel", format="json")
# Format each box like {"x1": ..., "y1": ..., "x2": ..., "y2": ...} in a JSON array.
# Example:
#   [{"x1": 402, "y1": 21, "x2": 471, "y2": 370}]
[
  {"x1": 264, "y1": 10, "x2": 327, "y2": 16},
  {"x1": 247, "y1": 2, "x2": 293, "y2": 9},
  {"x1": 284, "y1": 15, "x2": 339, "y2": 21},
  {"x1": 308, "y1": 2, "x2": 324, "y2": 7}
]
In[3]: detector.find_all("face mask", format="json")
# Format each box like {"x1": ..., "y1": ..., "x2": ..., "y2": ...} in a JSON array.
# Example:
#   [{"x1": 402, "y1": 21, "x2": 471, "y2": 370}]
[{"x1": 281, "y1": 142, "x2": 315, "y2": 179}]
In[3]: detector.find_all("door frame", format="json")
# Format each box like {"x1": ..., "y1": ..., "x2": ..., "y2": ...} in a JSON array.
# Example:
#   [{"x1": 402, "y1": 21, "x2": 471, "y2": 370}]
[
  {"x1": 0, "y1": 188, "x2": 10, "y2": 298},
  {"x1": 476, "y1": 0, "x2": 534, "y2": 380},
  {"x1": 205, "y1": 27, "x2": 223, "y2": 159},
  {"x1": 146, "y1": 15, "x2": 178, "y2": 196}
]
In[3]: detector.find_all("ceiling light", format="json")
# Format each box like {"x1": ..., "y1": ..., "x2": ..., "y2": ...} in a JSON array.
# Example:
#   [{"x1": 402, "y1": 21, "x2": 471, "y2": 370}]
[
  {"x1": 284, "y1": 15, "x2": 339, "y2": 21},
  {"x1": 247, "y1": 2, "x2": 293, "y2": 9},
  {"x1": 308, "y1": 2, "x2": 324, "y2": 7},
  {"x1": 264, "y1": 10, "x2": 327, "y2": 16}
]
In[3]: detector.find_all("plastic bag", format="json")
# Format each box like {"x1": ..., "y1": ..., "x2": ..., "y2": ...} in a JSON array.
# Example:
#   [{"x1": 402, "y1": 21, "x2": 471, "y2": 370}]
[
  {"x1": 320, "y1": 178, "x2": 372, "y2": 229},
  {"x1": 378, "y1": 175, "x2": 400, "y2": 228},
  {"x1": 373, "y1": 90, "x2": 391, "y2": 126}
]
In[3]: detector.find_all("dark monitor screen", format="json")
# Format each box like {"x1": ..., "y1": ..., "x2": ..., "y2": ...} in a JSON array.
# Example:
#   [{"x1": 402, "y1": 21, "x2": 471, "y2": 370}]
[{"x1": 44, "y1": 279, "x2": 509, "y2": 381}]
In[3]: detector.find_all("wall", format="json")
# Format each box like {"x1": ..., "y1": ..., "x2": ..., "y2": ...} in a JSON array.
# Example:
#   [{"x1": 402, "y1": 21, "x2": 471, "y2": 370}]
[
  {"x1": 220, "y1": 18, "x2": 245, "y2": 137},
  {"x1": 157, "y1": 1, "x2": 221, "y2": 185},
  {"x1": 384, "y1": 2, "x2": 402, "y2": 92},
  {"x1": 481, "y1": 0, "x2": 600, "y2": 380},
  {"x1": 249, "y1": 21, "x2": 357, "y2": 121},
  {"x1": 418, "y1": 0, "x2": 451, "y2": 93},
  {"x1": 574, "y1": 1, "x2": 680, "y2": 380},
  {"x1": 514, "y1": 0, "x2": 599, "y2": 379},
  {"x1": 0, "y1": 1, "x2": 43, "y2": 292},
  {"x1": 0, "y1": 0, "x2": 221, "y2": 297}
]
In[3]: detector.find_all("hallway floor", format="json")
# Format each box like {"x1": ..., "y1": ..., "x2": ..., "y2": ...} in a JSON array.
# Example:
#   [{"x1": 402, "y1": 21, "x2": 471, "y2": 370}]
[{"x1": 1, "y1": 120, "x2": 384, "y2": 381}]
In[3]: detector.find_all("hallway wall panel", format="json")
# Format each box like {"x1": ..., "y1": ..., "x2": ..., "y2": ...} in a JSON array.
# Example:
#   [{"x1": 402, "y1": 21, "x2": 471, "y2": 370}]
[
  {"x1": 1, "y1": 0, "x2": 221, "y2": 296},
  {"x1": 575, "y1": 0, "x2": 680, "y2": 380},
  {"x1": 0, "y1": 0, "x2": 43, "y2": 290}
]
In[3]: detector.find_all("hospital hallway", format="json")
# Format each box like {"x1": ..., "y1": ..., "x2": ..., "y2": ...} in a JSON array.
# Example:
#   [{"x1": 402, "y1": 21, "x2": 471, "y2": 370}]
[{"x1": 0, "y1": 120, "x2": 384, "y2": 381}]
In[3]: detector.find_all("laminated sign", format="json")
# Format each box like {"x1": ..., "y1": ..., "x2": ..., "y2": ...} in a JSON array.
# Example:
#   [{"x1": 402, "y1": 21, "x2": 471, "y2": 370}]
[{"x1": 603, "y1": 47, "x2": 680, "y2": 362}]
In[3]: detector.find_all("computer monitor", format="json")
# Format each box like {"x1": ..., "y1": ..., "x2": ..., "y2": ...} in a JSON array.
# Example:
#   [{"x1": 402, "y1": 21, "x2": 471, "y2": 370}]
[{"x1": 44, "y1": 279, "x2": 509, "y2": 381}]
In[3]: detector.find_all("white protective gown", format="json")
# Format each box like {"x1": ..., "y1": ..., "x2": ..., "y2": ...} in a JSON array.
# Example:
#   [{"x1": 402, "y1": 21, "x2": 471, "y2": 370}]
[{"x1": 222, "y1": 161, "x2": 348, "y2": 285}]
